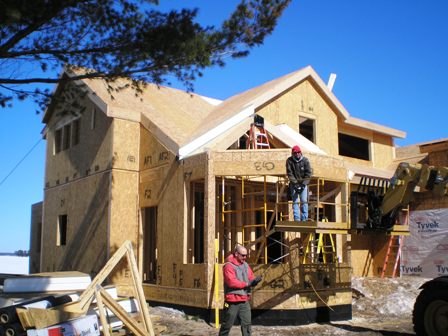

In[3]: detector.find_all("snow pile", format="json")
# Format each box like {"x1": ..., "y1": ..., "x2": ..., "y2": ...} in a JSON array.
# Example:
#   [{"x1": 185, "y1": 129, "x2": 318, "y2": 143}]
[
  {"x1": 152, "y1": 306, "x2": 185, "y2": 317},
  {"x1": 377, "y1": 284, "x2": 414, "y2": 316},
  {"x1": 352, "y1": 276, "x2": 429, "y2": 318},
  {"x1": 0, "y1": 256, "x2": 29, "y2": 275}
]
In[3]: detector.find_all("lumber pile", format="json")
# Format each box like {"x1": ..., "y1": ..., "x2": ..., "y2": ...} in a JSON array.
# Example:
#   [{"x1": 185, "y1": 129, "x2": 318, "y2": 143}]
[{"x1": 0, "y1": 241, "x2": 155, "y2": 336}]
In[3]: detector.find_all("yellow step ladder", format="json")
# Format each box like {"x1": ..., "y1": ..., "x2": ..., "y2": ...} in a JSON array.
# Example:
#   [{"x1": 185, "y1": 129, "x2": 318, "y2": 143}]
[{"x1": 302, "y1": 232, "x2": 336, "y2": 264}]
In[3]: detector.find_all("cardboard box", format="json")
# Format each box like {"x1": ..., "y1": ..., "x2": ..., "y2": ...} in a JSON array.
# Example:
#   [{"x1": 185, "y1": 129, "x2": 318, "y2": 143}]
[{"x1": 26, "y1": 315, "x2": 100, "y2": 336}]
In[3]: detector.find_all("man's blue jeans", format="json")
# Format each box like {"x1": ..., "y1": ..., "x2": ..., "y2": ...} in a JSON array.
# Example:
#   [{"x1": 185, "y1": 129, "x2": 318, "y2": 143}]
[{"x1": 291, "y1": 184, "x2": 308, "y2": 221}]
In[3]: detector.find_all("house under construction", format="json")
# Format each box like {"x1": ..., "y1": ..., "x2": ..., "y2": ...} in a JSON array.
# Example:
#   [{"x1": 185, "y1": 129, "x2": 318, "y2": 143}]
[{"x1": 30, "y1": 66, "x2": 412, "y2": 324}]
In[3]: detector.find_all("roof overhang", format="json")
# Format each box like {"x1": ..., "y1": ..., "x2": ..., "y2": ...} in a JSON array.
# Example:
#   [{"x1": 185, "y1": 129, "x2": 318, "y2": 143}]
[{"x1": 178, "y1": 104, "x2": 255, "y2": 160}]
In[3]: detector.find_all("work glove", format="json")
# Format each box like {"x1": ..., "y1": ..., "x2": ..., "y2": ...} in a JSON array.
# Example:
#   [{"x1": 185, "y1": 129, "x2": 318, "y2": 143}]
[
  {"x1": 249, "y1": 276, "x2": 262, "y2": 287},
  {"x1": 295, "y1": 183, "x2": 304, "y2": 193}
]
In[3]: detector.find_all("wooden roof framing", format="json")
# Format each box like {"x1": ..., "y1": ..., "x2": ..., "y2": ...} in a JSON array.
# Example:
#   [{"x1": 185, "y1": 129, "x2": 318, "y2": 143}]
[{"x1": 43, "y1": 66, "x2": 406, "y2": 162}]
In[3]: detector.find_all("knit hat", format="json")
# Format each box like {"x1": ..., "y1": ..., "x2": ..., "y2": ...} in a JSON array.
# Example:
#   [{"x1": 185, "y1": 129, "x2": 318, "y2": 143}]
[{"x1": 292, "y1": 145, "x2": 301, "y2": 153}]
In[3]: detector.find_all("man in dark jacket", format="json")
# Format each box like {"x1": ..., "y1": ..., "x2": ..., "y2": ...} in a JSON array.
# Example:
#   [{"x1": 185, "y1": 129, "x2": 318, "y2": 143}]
[
  {"x1": 286, "y1": 145, "x2": 312, "y2": 221},
  {"x1": 219, "y1": 245, "x2": 262, "y2": 336}
]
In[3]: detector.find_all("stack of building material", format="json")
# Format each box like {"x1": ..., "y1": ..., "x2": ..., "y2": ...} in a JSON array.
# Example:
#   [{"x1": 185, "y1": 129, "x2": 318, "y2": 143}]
[
  {"x1": 0, "y1": 291, "x2": 83, "y2": 336},
  {"x1": 26, "y1": 315, "x2": 100, "y2": 336},
  {"x1": 0, "y1": 297, "x2": 59, "y2": 336},
  {"x1": 3, "y1": 273, "x2": 91, "y2": 294},
  {"x1": 0, "y1": 272, "x2": 92, "y2": 336},
  {"x1": 4, "y1": 241, "x2": 155, "y2": 336},
  {"x1": 0, "y1": 291, "x2": 138, "y2": 336}
]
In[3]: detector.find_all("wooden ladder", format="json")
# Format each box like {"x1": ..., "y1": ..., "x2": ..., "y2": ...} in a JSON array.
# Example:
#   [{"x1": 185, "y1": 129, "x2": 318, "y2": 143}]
[{"x1": 381, "y1": 235, "x2": 403, "y2": 278}]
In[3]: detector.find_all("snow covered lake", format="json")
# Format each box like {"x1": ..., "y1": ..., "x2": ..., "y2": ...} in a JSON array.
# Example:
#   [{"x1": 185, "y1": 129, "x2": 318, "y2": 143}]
[{"x1": 0, "y1": 256, "x2": 29, "y2": 274}]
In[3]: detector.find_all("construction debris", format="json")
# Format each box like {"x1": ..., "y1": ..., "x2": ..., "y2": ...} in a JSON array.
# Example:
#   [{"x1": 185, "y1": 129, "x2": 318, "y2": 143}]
[{"x1": 0, "y1": 241, "x2": 155, "y2": 336}]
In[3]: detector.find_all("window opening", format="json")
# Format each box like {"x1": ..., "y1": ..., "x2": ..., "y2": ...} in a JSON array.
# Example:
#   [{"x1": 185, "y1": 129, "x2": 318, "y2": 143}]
[
  {"x1": 54, "y1": 118, "x2": 81, "y2": 154},
  {"x1": 299, "y1": 116, "x2": 315, "y2": 143},
  {"x1": 62, "y1": 124, "x2": 71, "y2": 150},
  {"x1": 54, "y1": 129, "x2": 62, "y2": 154},
  {"x1": 71, "y1": 119, "x2": 80, "y2": 146},
  {"x1": 187, "y1": 181, "x2": 205, "y2": 264},
  {"x1": 193, "y1": 183, "x2": 205, "y2": 263},
  {"x1": 338, "y1": 133, "x2": 370, "y2": 160},
  {"x1": 143, "y1": 207, "x2": 157, "y2": 284},
  {"x1": 57, "y1": 214, "x2": 67, "y2": 246}
]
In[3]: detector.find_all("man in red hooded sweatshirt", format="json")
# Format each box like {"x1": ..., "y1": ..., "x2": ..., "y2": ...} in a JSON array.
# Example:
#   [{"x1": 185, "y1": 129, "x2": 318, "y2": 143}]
[{"x1": 218, "y1": 245, "x2": 262, "y2": 336}]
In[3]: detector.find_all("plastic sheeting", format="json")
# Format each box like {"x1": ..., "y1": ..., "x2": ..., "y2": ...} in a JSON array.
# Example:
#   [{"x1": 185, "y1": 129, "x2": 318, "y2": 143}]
[{"x1": 401, "y1": 208, "x2": 448, "y2": 277}]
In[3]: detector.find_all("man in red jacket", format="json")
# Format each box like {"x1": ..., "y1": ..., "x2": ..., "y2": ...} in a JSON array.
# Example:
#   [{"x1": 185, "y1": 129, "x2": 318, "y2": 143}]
[{"x1": 218, "y1": 245, "x2": 262, "y2": 336}]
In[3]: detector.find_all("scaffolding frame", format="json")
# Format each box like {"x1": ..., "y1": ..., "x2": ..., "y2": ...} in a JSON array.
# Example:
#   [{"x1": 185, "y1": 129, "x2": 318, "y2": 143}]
[{"x1": 218, "y1": 174, "x2": 350, "y2": 265}]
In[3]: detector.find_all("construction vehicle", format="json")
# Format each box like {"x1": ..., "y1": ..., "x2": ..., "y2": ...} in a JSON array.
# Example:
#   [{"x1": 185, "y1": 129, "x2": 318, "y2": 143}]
[
  {"x1": 350, "y1": 162, "x2": 447, "y2": 232},
  {"x1": 351, "y1": 162, "x2": 448, "y2": 336},
  {"x1": 413, "y1": 275, "x2": 448, "y2": 336}
]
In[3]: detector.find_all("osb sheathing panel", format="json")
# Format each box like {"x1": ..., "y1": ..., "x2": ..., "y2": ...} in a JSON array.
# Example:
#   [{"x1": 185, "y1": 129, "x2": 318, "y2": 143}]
[
  {"x1": 76, "y1": 70, "x2": 214, "y2": 147},
  {"x1": 40, "y1": 172, "x2": 110, "y2": 277},
  {"x1": 138, "y1": 129, "x2": 209, "y2": 297},
  {"x1": 338, "y1": 121, "x2": 374, "y2": 140},
  {"x1": 372, "y1": 133, "x2": 394, "y2": 169},
  {"x1": 142, "y1": 264, "x2": 208, "y2": 307},
  {"x1": 250, "y1": 262, "x2": 351, "y2": 309},
  {"x1": 337, "y1": 122, "x2": 395, "y2": 170},
  {"x1": 111, "y1": 118, "x2": 140, "y2": 171},
  {"x1": 139, "y1": 125, "x2": 179, "y2": 208},
  {"x1": 141, "y1": 262, "x2": 352, "y2": 310},
  {"x1": 139, "y1": 125, "x2": 175, "y2": 171},
  {"x1": 350, "y1": 235, "x2": 390, "y2": 277},
  {"x1": 155, "y1": 160, "x2": 187, "y2": 288},
  {"x1": 98, "y1": 118, "x2": 141, "y2": 284},
  {"x1": 139, "y1": 167, "x2": 164, "y2": 208},
  {"x1": 211, "y1": 150, "x2": 348, "y2": 181},
  {"x1": 29, "y1": 202, "x2": 43, "y2": 274},
  {"x1": 183, "y1": 153, "x2": 207, "y2": 178},
  {"x1": 257, "y1": 79, "x2": 339, "y2": 156},
  {"x1": 109, "y1": 170, "x2": 139, "y2": 284},
  {"x1": 45, "y1": 90, "x2": 113, "y2": 189}
]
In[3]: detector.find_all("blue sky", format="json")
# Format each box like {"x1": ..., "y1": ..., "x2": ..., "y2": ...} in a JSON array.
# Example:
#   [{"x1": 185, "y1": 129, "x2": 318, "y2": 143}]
[{"x1": 0, "y1": 1, "x2": 447, "y2": 253}]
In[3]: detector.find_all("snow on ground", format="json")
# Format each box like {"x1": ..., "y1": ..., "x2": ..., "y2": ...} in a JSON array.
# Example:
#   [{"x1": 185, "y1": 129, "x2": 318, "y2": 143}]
[
  {"x1": 352, "y1": 276, "x2": 429, "y2": 318},
  {"x1": 0, "y1": 260, "x2": 428, "y2": 335},
  {"x1": 0, "y1": 256, "x2": 29, "y2": 274},
  {"x1": 150, "y1": 276, "x2": 428, "y2": 335}
]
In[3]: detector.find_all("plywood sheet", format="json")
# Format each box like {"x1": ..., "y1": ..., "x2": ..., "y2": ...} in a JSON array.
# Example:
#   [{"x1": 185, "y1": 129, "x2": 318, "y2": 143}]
[
  {"x1": 350, "y1": 235, "x2": 389, "y2": 277},
  {"x1": 40, "y1": 173, "x2": 110, "y2": 276},
  {"x1": 109, "y1": 170, "x2": 139, "y2": 284},
  {"x1": 211, "y1": 150, "x2": 348, "y2": 181},
  {"x1": 258, "y1": 78, "x2": 340, "y2": 156},
  {"x1": 111, "y1": 118, "x2": 140, "y2": 171},
  {"x1": 44, "y1": 95, "x2": 113, "y2": 190}
]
